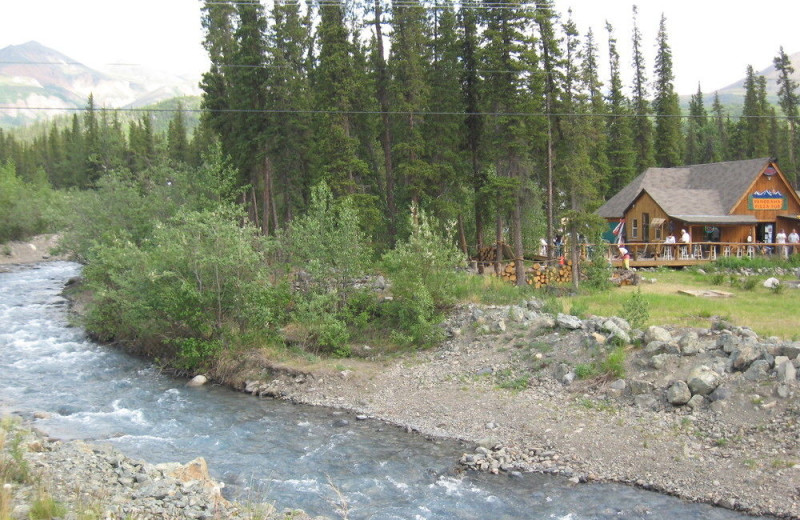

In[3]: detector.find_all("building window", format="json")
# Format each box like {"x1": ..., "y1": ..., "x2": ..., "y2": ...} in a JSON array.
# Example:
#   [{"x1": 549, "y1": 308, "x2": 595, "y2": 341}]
[
  {"x1": 632, "y1": 218, "x2": 638, "y2": 238},
  {"x1": 642, "y1": 213, "x2": 650, "y2": 242}
]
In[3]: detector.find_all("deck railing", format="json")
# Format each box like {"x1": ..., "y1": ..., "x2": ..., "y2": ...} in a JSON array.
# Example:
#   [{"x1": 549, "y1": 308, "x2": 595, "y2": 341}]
[{"x1": 606, "y1": 241, "x2": 798, "y2": 263}]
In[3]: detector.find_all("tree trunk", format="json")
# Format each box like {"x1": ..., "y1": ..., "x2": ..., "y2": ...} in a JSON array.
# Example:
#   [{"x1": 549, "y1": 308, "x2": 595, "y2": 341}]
[
  {"x1": 373, "y1": 0, "x2": 396, "y2": 246},
  {"x1": 512, "y1": 197, "x2": 526, "y2": 286},
  {"x1": 494, "y1": 214, "x2": 503, "y2": 276},
  {"x1": 457, "y1": 213, "x2": 468, "y2": 255}
]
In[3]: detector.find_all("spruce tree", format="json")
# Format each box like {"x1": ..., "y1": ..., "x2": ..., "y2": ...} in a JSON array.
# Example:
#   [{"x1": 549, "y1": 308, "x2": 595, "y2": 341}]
[
  {"x1": 630, "y1": 6, "x2": 655, "y2": 173},
  {"x1": 652, "y1": 14, "x2": 682, "y2": 167},
  {"x1": 605, "y1": 22, "x2": 635, "y2": 197},
  {"x1": 774, "y1": 46, "x2": 798, "y2": 184},
  {"x1": 740, "y1": 65, "x2": 770, "y2": 158}
]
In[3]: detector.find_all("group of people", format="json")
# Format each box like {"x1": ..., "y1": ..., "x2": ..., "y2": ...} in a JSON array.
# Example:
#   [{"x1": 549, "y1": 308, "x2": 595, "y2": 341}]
[{"x1": 774, "y1": 228, "x2": 800, "y2": 258}]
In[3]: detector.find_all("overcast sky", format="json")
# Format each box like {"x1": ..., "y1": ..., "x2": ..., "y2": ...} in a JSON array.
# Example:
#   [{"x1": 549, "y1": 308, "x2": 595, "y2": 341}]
[{"x1": 1, "y1": 0, "x2": 799, "y2": 95}]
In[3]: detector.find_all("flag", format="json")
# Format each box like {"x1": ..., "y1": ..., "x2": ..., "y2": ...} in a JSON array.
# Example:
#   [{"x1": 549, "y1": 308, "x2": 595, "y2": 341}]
[{"x1": 612, "y1": 219, "x2": 625, "y2": 245}]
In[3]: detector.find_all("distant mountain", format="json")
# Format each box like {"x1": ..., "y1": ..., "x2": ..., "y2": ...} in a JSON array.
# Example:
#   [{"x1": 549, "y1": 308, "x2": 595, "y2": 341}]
[
  {"x1": 680, "y1": 51, "x2": 800, "y2": 114},
  {"x1": 0, "y1": 41, "x2": 201, "y2": 128}
]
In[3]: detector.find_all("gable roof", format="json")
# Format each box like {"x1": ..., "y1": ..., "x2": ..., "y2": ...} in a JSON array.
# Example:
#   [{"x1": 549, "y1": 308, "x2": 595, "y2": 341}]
[{"x1": 596, "y1": 157, "x2": 772, "y2": 219}]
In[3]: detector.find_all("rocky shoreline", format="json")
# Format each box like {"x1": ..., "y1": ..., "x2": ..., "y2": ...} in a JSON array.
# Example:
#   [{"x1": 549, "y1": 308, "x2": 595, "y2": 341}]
[
  {"x1": 229, "y1": 301, "x2": 800, "y2": 519},
  {"x1": 2, "y1": 418, "x2": 324, "y2": 520}
]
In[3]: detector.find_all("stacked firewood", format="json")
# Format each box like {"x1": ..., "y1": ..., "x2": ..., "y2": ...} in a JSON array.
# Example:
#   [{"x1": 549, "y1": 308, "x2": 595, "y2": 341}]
[{"x1": 496, "y1": 260, "x2": 573, "y2": 287}]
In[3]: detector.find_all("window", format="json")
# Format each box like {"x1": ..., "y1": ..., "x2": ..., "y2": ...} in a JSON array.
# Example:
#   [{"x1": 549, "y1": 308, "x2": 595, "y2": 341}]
[
  {"x1": 642, "y1": 213, "x2": 650, "y2": 242},
  {"x1": 632, "y1": 218, "x2": 639, "y2": 238}
]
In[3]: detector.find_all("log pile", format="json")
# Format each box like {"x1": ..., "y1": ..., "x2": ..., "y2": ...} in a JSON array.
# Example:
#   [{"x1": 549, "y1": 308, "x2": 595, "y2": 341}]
[
  {"x1": 496, "y1": 260, "x2": 574, "y2": 287},
  {"x1": 476, "y1": 243, "x2": 515, "y2": 266},
  {"x1": 610, "y1": 269, "x2": 640, "y2": 286}
]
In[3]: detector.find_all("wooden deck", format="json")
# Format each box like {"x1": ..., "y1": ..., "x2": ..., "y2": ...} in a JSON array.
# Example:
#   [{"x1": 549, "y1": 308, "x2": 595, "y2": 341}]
[{"x1": 607, "y1": 241, "x2": 796, "y2": 268}]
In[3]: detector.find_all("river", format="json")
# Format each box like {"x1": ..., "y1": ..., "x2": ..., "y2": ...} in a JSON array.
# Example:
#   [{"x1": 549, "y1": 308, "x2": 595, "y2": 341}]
[{"x1": 0, "y1": 261, "x2": 759, "y2": 519}]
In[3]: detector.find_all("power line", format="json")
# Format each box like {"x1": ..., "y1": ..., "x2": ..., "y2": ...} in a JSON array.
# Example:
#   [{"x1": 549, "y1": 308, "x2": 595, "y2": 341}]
[{"x1": 1, "y1": 104, "x2": 793, "y2": 120}]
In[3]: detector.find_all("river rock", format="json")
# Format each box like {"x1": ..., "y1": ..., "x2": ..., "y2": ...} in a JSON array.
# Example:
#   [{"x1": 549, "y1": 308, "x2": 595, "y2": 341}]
[
  {"x1": 763, "y1": 277, "x2": 780, "y2": 288},
  {"x1": 667, "y1": 381, "x2": 692, "y2": 405},
  {"x1": 687, "y1": 365, "x2": 721, "y2": 396},
  {"x1": 187, "y1": 375, "x2": 208, "y2": 387}
]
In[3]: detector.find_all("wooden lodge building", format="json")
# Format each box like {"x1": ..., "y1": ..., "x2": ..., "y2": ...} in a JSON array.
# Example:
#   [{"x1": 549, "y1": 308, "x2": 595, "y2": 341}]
[{"x1": 596, "y1": 157, "x2": 800, "y2": 263}]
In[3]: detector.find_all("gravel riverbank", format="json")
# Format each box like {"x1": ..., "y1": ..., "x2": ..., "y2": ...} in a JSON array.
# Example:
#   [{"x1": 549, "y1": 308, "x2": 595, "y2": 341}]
[{"x1": 226, "y1": 303, "x2": 800, "y2": 519}]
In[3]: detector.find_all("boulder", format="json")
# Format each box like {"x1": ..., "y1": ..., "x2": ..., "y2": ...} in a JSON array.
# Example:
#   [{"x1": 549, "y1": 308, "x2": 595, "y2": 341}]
[
  {"x1": 678, "y1": 332, "x2": 704, "y2": 356},
  {"x1": 644, "y1": 341, "x2": 679, "y2": 355},
  {"x1": 667, "y1": 381, "x2": 692, "y2": 405},
  {"x1": 556, "y1": 313, "x2": 583, "y2": 330},
  {"x1": 650, "y1": 353, "x2": 678, "y2": 370},
  {"x1": 744, "y1": 360, "x2": 771, "y2": 382},
  {"x1": 628, "y1": 379, "x2": 655, "y2": 395},
  {"x1": 687, "y1": 365, "x2": 722, "y2": 396},
  {"x1": 708, "y1": 385, "x2": 732, "y2": 402},
  {"x1": 776, "y1": 358, "x2": 797, "y2": 384},
  {"x1": 763, "y1": 277, "x2": 780, "y2": 289},
  {"x1": 717, "y1": 332, "x2": 740, "y2": 354},
  {"x1": 730, "y1": 343, "x2": 762, "y2": 371},
  {"x1": 601, "y1": 319, "x2": 630, "y2": 345},
  {"x1": 507, "y1": 306, "x2": 527, "y2": 323},
  {"x1": 187, "y1": 375, "x2": 208, "y2": 387},
  {"x1": 644, "y1": 326, "x2": 673, "y2": 344},
  {"x1": 686, "y1": 394, "x2": 706, "y2": 410}
]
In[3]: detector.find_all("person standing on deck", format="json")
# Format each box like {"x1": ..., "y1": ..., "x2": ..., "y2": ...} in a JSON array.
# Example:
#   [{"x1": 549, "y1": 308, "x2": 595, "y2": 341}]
[
  {"x1": 776, "y1": 228, "x2": 788, "y2": 258},
  {"x1": 788, "y1": 229, "x2": 799, "y2": 255}
]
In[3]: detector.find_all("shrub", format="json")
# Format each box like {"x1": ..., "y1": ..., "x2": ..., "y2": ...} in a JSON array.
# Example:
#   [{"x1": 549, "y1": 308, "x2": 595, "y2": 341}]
[
  {"x1": 382, "y1": 205, "x2": 466, "y2": 348},
  {"x1": 82, "y1": 207, "x2": 281, "y2": 368},
  {"x1": 620, "y1": 288, "x2": 649, "y2": 330},
  {"x1": 600, "y1": 346, "x2": 627, "y2": 378},
  {"x1": 0, "y1": 161, "x2": 65, "y2": 242}
]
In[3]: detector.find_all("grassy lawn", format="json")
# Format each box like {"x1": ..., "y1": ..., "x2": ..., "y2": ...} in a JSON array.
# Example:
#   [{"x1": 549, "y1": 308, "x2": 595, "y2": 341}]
[{"x1": 563, "y1": 269, "x2": 799, "y2": 340}]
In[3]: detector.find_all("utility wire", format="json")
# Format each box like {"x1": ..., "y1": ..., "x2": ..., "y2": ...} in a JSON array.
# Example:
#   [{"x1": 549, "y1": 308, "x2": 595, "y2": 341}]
[{"x1": 0, "y1": 105, "x2": 791, "y2": 120}]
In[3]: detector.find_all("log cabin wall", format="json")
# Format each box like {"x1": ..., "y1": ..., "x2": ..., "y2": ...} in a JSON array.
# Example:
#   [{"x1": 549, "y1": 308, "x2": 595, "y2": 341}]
[
  {"x1": 623, "y1": 192, "x2": 669, "y2": 243},
  {"x1": 730, "y1": 167, "x2": 800, "y2": 220}
]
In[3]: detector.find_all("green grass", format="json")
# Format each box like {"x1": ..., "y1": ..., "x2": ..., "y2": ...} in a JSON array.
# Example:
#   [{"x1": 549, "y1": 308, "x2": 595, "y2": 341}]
[{"x1": 561, "y1": 269, "x2": 800, "y2": 339}]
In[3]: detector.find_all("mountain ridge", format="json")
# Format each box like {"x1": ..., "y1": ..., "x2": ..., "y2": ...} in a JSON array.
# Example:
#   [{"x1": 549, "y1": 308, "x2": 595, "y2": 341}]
[{"x1": 0, "y1": 41, "x2": 201, "y2": 127}]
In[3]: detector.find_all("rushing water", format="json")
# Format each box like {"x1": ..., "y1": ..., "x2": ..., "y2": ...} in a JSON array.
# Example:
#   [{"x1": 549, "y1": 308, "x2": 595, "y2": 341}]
[{"x1": 0, "y1": 261, "x2": 760, "y2": 520}]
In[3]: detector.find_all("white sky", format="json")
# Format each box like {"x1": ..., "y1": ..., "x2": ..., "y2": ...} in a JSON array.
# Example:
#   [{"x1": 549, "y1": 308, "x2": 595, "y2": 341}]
[{"x1": 1, "y1": 0, "x2": 799, "y2": 95}]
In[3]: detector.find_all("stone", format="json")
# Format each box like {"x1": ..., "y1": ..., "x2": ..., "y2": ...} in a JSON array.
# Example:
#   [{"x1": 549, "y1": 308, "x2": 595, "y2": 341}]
[
  {"x1": 508, "y1": 306, "x2": 526, "y2": 323},
  {"x1": 708, "y1": 385, "x2": 732, "y2": 402},
  {"x1": 644, "y1": 326, "x2": 673, "y2": 344},
  {"x1": 634, "y1": 395, "x2": 660, "y2": 411},
  {"x1": 187, "y1": 375, "x2": 208, "y2": 387},
  {"x1": 730, "y1": 343, "x2": 762, "y2": 371},
  {"x1": 717, "y1": 332, "x2": 740, "y2": 354},
  {"x1": 687, "y1": 365, "x2": 722, "y2": 396},
  {"x1": 644, "y1": 341, "x2": 677, "y2": 355},
  {"x1": 610, "y1": 379, "x2": 627, "y2": 392},
  {"x1": 650, "y1": 353, "x2": 678, "y2": 370},
  {"x1": 601, "y1": 320, "x2": 630, "y2": 345},
  {"x1": 744, "y1": 360, "x2": 771, "y2": 382},
  {"x1": 556, "y1": 313, "x2": 583, "y2": 330},
  {"x1": 628, "y1": 379, "x2": 655, "y2": 395},
  {"x1": 686, "y1": 394, "x2": 705, "y2": 410},
  {"x1": 667, "y1": 380, "x2": 692, "y2": 405},
  {"x1": 678, "y1": 332, "x2": 703, "y2": 356},
  {"x1": 763, "y1": 277, "x2": 780, "y2": 289},
  {"x1": 776, "y1": 359, "x2": 797, "y2": 383},
  {"x1": 493, "y1": 319, "x2": 507, "y2": 333}
]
